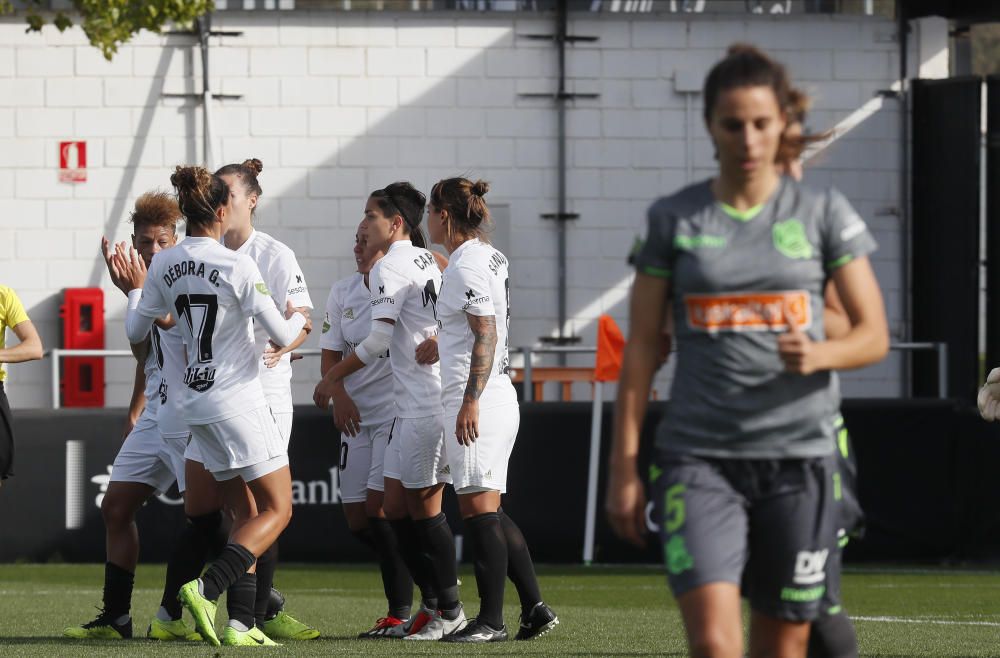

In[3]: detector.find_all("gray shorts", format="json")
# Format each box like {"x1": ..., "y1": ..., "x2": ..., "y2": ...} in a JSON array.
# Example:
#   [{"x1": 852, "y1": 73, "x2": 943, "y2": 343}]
[
  {"x1": 650, "y1": 450, "x2": 838, "y2": 622},
  {"x1": 820, "y1": 415, "x2": 864, "y2": 616}
]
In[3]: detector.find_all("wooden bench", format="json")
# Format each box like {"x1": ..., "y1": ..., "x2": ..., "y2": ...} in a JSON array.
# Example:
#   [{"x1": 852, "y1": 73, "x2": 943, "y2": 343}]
[{"x1": 509, "y1": 366, "x2": 595, "y2": 401}]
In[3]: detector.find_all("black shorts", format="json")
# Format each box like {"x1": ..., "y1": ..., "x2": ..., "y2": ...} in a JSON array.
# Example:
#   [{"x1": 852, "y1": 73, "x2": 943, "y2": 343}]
[
  {"x1": 0, "y1": 382, "x2": 14, "y2": 480},
  {"x1": 650, "y1": 450, "x2": 839, "y2": 622}
]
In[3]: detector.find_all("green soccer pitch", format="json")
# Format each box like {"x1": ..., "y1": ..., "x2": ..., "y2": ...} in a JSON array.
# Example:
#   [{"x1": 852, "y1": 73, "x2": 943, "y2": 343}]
[{"x1": 0, "y1": 563, "x2": 998, "y2": 656}]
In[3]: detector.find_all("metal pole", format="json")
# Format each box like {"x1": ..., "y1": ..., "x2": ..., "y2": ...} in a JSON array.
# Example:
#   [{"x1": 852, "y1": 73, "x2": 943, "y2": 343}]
[
  {"x1": 937, "y1": 342, "x2": 949, "y2": 399},
  {"x1": 522, "y1": 347, "x2": 534, "y2": 402},
  {"x1": 198, "y1": 14, "x2": 215, "y2": 168},
  {"x1": 582, "y1": 381, "x2": 603, "y2": 565},
  {"x1": 898, "y1": 9, "x2": 912, "y2": 393},
  {"x1": 556, "y1": 0, "x2": 568, "y2": 350},
  {"x1": 51, "y1": 348, "x2": 60, "y2": 410}
]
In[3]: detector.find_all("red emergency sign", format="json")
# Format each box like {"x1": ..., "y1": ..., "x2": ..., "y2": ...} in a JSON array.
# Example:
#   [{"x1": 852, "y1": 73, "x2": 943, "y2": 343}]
[{"x1": 59, "y1": 141, "x2": 87, "y2": 183}]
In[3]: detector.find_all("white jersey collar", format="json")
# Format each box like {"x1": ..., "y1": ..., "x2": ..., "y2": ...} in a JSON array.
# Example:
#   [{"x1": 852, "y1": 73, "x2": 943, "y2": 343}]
[
  {"x1": 386, "y1": 239, "x2": 412, "y2": 254},
  {"x1": 234, "y1": 228, "x2": 258, "y2": 254},
  {"x1": 449, "y1": 237, "x2": 481, "y2": 260}
]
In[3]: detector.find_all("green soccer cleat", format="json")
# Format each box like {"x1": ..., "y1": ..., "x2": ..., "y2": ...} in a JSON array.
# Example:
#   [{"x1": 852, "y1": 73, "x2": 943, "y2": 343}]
[
  {"x1": 222, "y1": 624, "x2": 280, "y2": 646},
  {"x1": 177, "y1": 580, "x2": 220, "y2": 647},
  {"x1": 63, "y1": 610, "x2": 132, "y2": 640},
  {"x1": 146, "y1": 616, "x2": 202, "y2": 641},
  {"x1": 262, "y1": 610, "x2": 320, "y2": 640}
]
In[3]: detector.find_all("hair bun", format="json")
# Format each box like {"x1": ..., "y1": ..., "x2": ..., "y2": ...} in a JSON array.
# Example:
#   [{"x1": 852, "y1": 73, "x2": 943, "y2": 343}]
[
  {"x1": 241, "y1": 158, "x2": 263, "y2": 175},
  {"x1": 471, "y1": 180, "x2": 489, "y2": 197},
  {"x1": 170, "y1": 165, "x2": 210, "y2": 192}
]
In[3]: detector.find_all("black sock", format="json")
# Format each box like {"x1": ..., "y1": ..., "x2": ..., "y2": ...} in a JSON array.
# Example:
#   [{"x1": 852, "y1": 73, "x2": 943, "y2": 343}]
[
  {"x1": 498, "y1": 508, "x2": 543, "y2": 615},
  {"x1": 808, "y1": 610, "x2": 859, "y2": 658},
  {"x1": 266, "y1": 587, "x2": 285, "y2": 620},
  {"x1": 351, "y1": 527, "x2": 376, "y2": 551},
  {"x1": 254, "y1": 543, "x2": 278, "y2": 628},
  {"x1": 414, "y1": 513, "x2": 460, "y2": 615},
  {"x1": 160, "y1": 511, "x2": 222, "y2": 619},
  {"x1": 368, "y1": 518, "x2": 413, "y2": 620},
  {"x1": 465, "y1": 512, "x2": 507, "y2": 629},
  {"x1": 103, "y1": 562, "x2": 134, "y2": 620},
  {"x1": 201, "y1": 543, "x2": 256, "y2": 602},
  {"x1": 227, "y1": 573, "x2": 257, "y2": 631},
  {"x1": 389, "y1": 517, "x2": 438, "y2": 609}
]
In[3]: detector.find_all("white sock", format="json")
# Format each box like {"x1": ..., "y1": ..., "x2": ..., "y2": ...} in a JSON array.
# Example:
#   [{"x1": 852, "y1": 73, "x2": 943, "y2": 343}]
[
  {"x1": 228, "y1": 618, "x2": 251, "y2": 632},
  {"x1": 114, "y1": 614, "x2": 130, "y2": 626}
]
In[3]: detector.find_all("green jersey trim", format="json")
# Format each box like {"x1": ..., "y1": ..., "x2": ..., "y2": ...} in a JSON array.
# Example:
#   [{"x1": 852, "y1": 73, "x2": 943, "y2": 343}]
[
  {"x1": 717, "y1": 201, "x2": 764, "y2": 222},
  {"x1": 640, "y1": 264, "x2": 671, "y2": 279},
  {"x1": 827, "y1": 254, "x2": 854, "y2": 270}
]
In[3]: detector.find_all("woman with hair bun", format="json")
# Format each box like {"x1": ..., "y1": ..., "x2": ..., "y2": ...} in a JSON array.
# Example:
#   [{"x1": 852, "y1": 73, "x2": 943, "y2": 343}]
[
  {"x1": 426, "y1": 177, "x2": 558, "y2": 643},
  {"x1": 121, "y1": 165, "x2": 310, "y2": 648},
  {"x1": 314, "y1": 181, "x2": 465, "y2": 641},
  {"x1": 213, "y1": 158, "x2": 319, "y2": 641},
  {"x1": 606, "y1": 44, "x2": 888, "y2": 657}
]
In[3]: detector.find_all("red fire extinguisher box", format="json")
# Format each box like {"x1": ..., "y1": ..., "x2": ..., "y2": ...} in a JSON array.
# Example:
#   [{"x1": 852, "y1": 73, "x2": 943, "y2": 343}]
[{"x1": 61, "y1": 288, "x2": 104, "y2": 407}]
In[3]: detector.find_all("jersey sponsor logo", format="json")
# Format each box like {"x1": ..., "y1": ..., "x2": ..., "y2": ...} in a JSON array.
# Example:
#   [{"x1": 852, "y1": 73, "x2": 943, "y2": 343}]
[
  {"x1": 465, "y1": 288, "x2": 476, "y2": 300},
  {"x1": 840, "y1": 215, "x2": 867, "y2": 242},
  {"x1": 684, "y1": 290, "x2": 811, "y2": 333},
  {"x1": 371, "y1": 297, "x2": 394, "y2": 306},
  {"x1": 287, "y1": 285, "x2": 307, "y2": 295},
  {"x1": 158, "y1": 380, "x2": 168, "y2": 405},
  {"x1": 772, "y1": 219, "x2": 814, "y2": 259},
  {"x1": 673, "y1": 234, "x2": 727, "y2": 250},
  {"x1": 378, "y1": 285, "x2": 385, "y2": 294},
  {"x1": 462, "y1": 287, "x2": 490, "y2": 311},
  {"x1": 792, "y1": 548, "x2": 829, "y2": 585},
  {"x1": 343, "y1": 307, "x2": 354, "y2": 320},
  {"x1": 295, "y1": 274, "x2": 304, "y2": 283},
  {"x1": 255, "y1": 282, "x2": 271, "y2": 295},
  {"x1": 321, "y1": 314, "x2": 331, "y2": 334},
  {"x1": 184, "y1": 366, "x2": 217, "y2": 392},
  {"x1": 162, "y1": 261, "x2": 221, "y2": 288}
]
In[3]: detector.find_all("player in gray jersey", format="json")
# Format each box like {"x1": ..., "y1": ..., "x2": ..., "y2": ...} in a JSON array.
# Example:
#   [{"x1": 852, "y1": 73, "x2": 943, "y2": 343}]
[
  {"x1": 427, "y1": 177, "x2": 558, "y2": 643},
  {"x1": 65, "y1": 193, "x2": 198, "y2": 642},
  {"x1": 607, "y1": 45, "x2": 889, "y2": 657}
]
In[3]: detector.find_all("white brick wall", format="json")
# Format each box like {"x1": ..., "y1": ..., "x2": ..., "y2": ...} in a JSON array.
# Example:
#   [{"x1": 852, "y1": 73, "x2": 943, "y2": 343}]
[{"x1": 0, "y1": 11, "x2": 928, "y2": 408}]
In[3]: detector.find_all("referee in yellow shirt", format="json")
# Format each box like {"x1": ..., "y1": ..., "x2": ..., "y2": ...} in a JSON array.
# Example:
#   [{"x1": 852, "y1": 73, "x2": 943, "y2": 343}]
[{"x1": 0, "y1": 285, "x2": 43, "y2": 484}]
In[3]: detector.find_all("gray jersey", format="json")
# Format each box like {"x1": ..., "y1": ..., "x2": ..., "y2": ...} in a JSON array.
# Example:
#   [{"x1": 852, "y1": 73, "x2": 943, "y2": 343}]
[{"x1": 635, "y1": 178, "x2": 876, "y2": 458}]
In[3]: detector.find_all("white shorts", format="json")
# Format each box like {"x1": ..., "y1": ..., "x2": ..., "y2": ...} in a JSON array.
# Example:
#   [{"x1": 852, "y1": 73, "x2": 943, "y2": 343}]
[
  {"x1": 383, "y1": 415, "x2": 451, "y2": 489},
  {"x1": 273, "y1": 410, "x2": 293, "y2": 449},
  {"x1": 445, "y1": 403, "x2": 520, "y2": 494},
  {"x1": 339, "y1": 418, "x2": 394, "y2": 504},
  {"x1": 110, "y1": 410, "x2": 184, "y2": 495},
  {"x1": 187, "y1": 406, "x2": 288, "y2": 482}
]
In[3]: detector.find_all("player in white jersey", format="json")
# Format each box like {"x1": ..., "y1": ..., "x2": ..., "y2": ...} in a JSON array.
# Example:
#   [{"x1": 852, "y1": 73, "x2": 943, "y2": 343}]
[
  {"x1": 427, "y1": 177, "x2": 558, "y2": 643},
  {"x1": 123, "y1": 166, "x2": 309, "y2": 648},
  {"x1": 314, "y1": 182, "x2": 467, "y2": 640},
  {"x1": 212, "y1": 158, "x2": 318, "y2": 641},
  {"x1": 65, "y1": 193, "x2": 199, "y2": 643},
  {"x1": 320, "y1": 222, "x2": 419, "y2": 637}
]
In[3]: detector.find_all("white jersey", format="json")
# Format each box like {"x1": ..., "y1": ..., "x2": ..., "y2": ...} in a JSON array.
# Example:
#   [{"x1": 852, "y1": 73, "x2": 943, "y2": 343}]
[
  {"x1": 369, "y1": 240, "x2": 442, "y2": 419},
  {"x1": 437, "y1": 238, "x2": 516, "y2": 416},
  {"x1": 143, "y1": 324, "x2": 162, "y2": 416},
  {"x1": 156, "y1": 323, "x2": 189, "y2": 439},
  {"x1": 236, "y1": 229, "x2": 313, "y2": 414},
  {"x1": 136, "y1": 236, "x2": 274, "y2": 424},
  {"x1": 319, "y1": 273, "x2": 395, "y2": 426}
]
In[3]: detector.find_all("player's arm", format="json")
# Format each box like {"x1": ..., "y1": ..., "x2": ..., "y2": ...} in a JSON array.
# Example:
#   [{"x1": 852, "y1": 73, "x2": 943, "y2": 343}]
[
  {"x1": 321, "y1": 348, "x2": 362, "y2": 436},
  {"x1": 823, "y1": 280, "x2": 851, "y2": 340},
  {"x1": 607, "y1": 273, "x2": 669, "y2": 548},
  {"x1": 455, "y1": 313, "x2": 497, "y2": 447},
  {"x1": 0, "y1": 319, "x2": 43, "y2": 364}
]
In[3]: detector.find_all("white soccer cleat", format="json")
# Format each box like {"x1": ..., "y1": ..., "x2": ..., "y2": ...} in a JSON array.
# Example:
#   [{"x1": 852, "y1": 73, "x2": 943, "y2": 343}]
[
  {"x1": 402, "y1": 607, "x2": 466, "y2": 641},
  {"x1": 978, "y1": 367, "x2": 1000, "y2": 422}
]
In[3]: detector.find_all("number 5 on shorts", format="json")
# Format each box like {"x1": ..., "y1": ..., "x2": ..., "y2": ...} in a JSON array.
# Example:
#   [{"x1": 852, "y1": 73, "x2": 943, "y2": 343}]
[{"x1": 664, "y1": 484, "x2": 686, "y2": 534}]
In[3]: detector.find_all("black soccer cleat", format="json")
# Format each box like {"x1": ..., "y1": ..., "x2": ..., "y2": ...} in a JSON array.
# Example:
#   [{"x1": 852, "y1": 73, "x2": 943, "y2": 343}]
[
  {"x1": 440, "y1": 617, "x2": 508, "y2": 643},
  {"x1": 515, "y1": 602, "x2": 559, "y2": 640}
]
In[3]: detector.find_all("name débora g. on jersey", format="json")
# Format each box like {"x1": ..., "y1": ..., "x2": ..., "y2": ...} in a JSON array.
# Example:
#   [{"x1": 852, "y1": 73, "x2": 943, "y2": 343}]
[{"x1": 162, "y1": 260, "x2": 223, "y2": 288}]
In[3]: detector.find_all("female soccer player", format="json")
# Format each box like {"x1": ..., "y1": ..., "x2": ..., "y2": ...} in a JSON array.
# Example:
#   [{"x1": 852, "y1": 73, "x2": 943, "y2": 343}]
[
  {"x1": 123, "y1": 166, "x2": 309, "y2": 647},
  {"x1": 426, "y1": 177, "x2": 558, "y2": 643},
  {"x1": 314, "y1": 182, "x2": 464, "y2": 641},
  {"x1": 64, "y1": 193, "x2": 198, "y2": 642},
  {"x1": 606, "y1": 45, "x2": 889, "y2": 658},
  {"x1": 0, "y1": 284, "x2": 42, "y2": 485},
  {"x1": 319, "y1": 222, "x2": 418, "y2": 637},
  {"x1": 216, "y1": 158, "x2": 318, "y2": 641}
]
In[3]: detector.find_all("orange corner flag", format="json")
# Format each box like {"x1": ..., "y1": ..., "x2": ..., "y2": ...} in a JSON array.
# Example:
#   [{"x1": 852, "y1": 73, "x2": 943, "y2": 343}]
[{"x1": 594, "y1": 314, "x2": 626, "y2": 382}]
